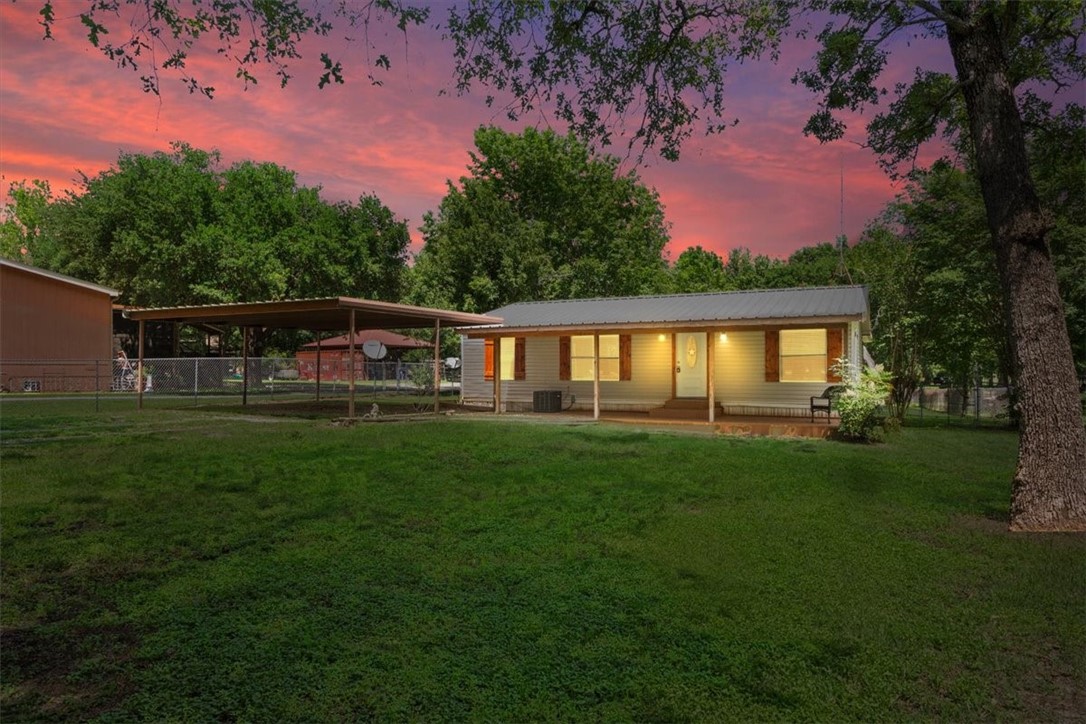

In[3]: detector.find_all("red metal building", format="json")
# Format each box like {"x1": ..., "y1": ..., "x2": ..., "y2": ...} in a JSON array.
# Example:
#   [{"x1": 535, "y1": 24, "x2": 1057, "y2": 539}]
[
  {"x1": 0, "y1": 258, "x2": 119, "y2": 392},
  {"x1": 295, "y1": 329, "x2": 431, "y2": 380}
]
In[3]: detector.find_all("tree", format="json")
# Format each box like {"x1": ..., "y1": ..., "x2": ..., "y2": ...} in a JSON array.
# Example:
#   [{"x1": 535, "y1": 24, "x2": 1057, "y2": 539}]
[
  {"x1": 848, "y1": 225, "x2": 926, "y2": 420},
  {"x1": 670, "y1": 246, "x2": 731, "y2": 293},
  {"x1": 851, "y1": 164, "x2": 1008, "y2": 420},
  {"x1": 29, "y1": 0, "x2": 1085, "y2": 529},
  {"x1": 1027, "y1": 103, "x2": 1086, "y2": 381},
  {"x1": 0, "y1": 180, "x2": 54, "y2": 263},
  {"x1": 32, "y1": 143, "x2": 410, "y2": 353},
  {"x1": 894, "y1": 163, "x2": 1008, "y2": 406},
  {"x1": 410, "y1": 127, "x2": 670, "y2": 312}
]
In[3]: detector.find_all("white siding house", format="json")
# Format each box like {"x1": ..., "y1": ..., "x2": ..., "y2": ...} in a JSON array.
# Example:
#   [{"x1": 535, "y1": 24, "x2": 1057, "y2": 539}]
[{"x1": 460, "y1": 286, "x2": 871, "y2": 419}]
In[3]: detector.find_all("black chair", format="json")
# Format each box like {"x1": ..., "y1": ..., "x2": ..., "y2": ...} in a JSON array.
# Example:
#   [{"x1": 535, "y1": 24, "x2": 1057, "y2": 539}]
[{"x1": 810, "y1": 385, "x2": 846, "y2": 423}]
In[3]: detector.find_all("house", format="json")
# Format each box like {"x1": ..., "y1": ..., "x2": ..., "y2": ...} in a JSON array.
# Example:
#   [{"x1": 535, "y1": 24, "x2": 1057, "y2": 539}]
[
  {"x1": 459, "y1": 285, "x2": 870, "y2": 420},
  {"x1": 295, "y1": 329, "x2": 432, "y2": 380},
  {"x1": 0, "y1": 258, "x2": 119, "y2": 392}
]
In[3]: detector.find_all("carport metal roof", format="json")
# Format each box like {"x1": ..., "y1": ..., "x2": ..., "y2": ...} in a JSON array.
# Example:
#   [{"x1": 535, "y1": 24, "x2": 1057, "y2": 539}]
[
  {"x1": 123, "y1": 297, "x2": 501, "y2": 330},
  {"x1": 123, "y1": 297, "x2": 501, "y2": 417}
]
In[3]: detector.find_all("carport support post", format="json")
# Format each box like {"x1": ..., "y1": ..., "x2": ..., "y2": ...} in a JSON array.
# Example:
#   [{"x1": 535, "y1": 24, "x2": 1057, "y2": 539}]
[
  {"x1": 708, "y1": 330, "x2": 716, "y2": 423},
  {"x1": 433, "y1": 319, "x2": 442, "y2": 414},
  {"x1": 348, "y1": 310, "x2": 356, "y2": 418},
  {"x1": 242, "y1": 326, "x2": 249, "y2": 406},
  {"x1": 315, "y1": 332, "x2": 322, "y2": 402},
  {"x1": 593, "y1": 333, "x2": 600, "y2": 420},
  {"x1": 137, "y1": 320, "x2": 145, "y2": 411}
]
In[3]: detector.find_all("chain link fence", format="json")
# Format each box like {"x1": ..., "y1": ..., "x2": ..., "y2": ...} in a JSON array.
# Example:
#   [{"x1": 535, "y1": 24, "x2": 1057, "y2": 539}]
[
  {"x1": 1, "y1": 358, "x2": 461, "y2": 413},
  {"x1": 908, "y1": 384, "x2": 1013, "y2": 427}
]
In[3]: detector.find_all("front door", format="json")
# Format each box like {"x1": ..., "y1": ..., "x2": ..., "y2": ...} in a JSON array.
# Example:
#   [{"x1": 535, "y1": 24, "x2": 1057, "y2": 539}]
[{"x1": 675, "y1": 332, "x2": 707, "y2": 397}]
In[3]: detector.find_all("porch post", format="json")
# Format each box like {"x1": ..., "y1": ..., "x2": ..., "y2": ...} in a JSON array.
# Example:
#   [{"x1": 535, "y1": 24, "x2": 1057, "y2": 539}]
[
  {"x1": 348, "y1": 310, "x2": 356, "y2": 418},
  {"x1": 593, "y1": 333, "x2": 600, "y2": 420},
  {"x1": 433, "y1": 319, "x2": 442, "y2": 414},
  {"x1": 315, "y1": 332, "x2": 322, "y2": 402},
  {"x1": 242, "y1": 326, "x2": 249, "y2": 406},
  {"x1": 708, "y1": 330, "x2": 716, "y2": 423},
  {"x1": 137, "y1": 320, "x2": 145, "y2": 411},
  {"x1": 493, "y1": 336, "x2": 502, "y2": 414},
  {"x1": 848, "y1": 321, "x2": 862, "y2": 382}
]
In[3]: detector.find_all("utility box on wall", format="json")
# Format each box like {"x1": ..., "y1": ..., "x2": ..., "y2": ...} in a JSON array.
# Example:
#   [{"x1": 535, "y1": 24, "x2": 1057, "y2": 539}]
[{"x1": 533, "y1": 389, "x2": 563, "y2": 413}]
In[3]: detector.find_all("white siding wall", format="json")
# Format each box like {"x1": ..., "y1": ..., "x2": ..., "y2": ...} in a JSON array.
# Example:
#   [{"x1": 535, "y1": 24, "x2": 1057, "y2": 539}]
[
  {"x1": 713, "y1": 331, "x2": 836, "y2": 417},
  {"x1": 462, "y1": 328, "x2": 852, "y2": 416},
  {"x1": 462, "y1": 334, "x2": 671, "y2": 411}
]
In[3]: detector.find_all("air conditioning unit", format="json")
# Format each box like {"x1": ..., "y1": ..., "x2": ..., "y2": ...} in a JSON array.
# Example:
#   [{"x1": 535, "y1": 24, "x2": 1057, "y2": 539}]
[{"x1": 533, "y1": 389, "x2": 563, "y2": 413}]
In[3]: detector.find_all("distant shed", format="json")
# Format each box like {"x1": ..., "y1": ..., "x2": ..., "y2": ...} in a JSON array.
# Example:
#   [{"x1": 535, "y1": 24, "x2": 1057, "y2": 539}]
[
  {"x1": 295, "y1": 329, "x2": 431, "y2": 380},
  {"x1": 0, "y1": 258, "x2": 119, "y2": 392}
]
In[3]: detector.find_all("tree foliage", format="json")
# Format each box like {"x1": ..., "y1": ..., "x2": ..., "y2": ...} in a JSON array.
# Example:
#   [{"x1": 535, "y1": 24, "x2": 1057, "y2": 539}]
[
  {"x1": 33, "y1": 143, "x2": 409, "y2": 309},
  {"x1": 410, "y1": 127, "x2": 670, "y2": 312},
  {"x1": 850, "y1": 164, "x2": 1006, "y2": 418},
  {"x1": 0, "y1": 180, "x2": 54, "y2": 263},
  {"x1": 34, "y1": 0, "x2": 430, "y2": 97}
]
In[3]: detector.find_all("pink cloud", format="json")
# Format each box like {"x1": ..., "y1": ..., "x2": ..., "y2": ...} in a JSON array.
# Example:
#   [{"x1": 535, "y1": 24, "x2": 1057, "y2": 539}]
[{"x1": 0, "y1": 2, "x2": 971, "y2": 266}]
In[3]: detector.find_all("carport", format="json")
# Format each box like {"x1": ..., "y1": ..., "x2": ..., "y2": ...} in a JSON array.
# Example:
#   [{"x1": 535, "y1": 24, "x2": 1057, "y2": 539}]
[{"x1": 123, "y1": 298, "x2": 501, "y2": 416}]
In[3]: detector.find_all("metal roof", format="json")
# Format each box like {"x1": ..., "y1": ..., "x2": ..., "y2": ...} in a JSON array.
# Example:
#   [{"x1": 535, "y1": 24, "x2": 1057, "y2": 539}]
[
  {"x1": 1, "y1": 258, "x2": 119, "y2": 297},
  {"x1": 123, "y1": 297, "x2": 501, "y2": 331},
  {"x1": 471, "y1": 286, "x2": 869, "y2": 333}
]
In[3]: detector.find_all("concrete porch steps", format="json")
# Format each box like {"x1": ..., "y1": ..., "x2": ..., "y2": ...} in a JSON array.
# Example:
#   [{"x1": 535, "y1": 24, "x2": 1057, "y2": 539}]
[{"x1": 648, "y1": 397, "x2": 724, "y2": 421}]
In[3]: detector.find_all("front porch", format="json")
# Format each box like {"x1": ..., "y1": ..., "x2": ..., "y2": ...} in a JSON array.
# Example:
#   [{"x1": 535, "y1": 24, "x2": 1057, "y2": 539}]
[
  {"x1": 498, "y1": 406, "x2": 840, "y2": 439},
  {"x1": 603, "y1": 410, "x2": 839, "y2": 439}
]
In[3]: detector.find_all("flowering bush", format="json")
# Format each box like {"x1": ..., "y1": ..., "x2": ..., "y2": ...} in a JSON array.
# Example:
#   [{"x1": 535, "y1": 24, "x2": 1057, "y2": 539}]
[{"x1": 832, "y1": 358, "x2": 894, "y2": 442}]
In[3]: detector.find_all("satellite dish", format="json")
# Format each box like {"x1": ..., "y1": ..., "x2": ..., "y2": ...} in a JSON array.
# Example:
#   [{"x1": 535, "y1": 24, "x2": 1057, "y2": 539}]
[
  {"x1": 362, "y1": 340, "x2": 388, "y2": 360},
  {"x1": 444, "y1": 357, "x2": 462, "y2": 370}
]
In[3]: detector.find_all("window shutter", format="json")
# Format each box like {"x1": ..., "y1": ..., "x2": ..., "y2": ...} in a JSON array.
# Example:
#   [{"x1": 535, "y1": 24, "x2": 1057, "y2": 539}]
[
  {"x1": 558, "y1": 336, "x2": 571, "y2": 381},
  {"x1": 826, "y1": 328, "x2": 844, "y2": 382},
  {"x1": 514, "y1": 337, "x2": 526, "y2": 380},
  {"x1": 484, "y1": 339, "x2": 494, "y2": 381},
  {"x1": 765, "y1": 330, "x2": 780, "y2": 382},
  {"x1": 619, "y1": 334, "x2": 632, "y2": 381}
]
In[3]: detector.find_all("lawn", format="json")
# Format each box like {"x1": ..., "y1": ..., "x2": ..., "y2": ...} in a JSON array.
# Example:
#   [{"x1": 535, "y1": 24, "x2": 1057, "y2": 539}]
[{"x1": 2, "y1": 405, "x2": 1083, "y2": 721}]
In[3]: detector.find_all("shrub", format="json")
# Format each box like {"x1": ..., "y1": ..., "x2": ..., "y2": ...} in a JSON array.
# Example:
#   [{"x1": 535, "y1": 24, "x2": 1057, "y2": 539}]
[{"x1": 832, "y1": 358, "x2": 894, "y2": 443}]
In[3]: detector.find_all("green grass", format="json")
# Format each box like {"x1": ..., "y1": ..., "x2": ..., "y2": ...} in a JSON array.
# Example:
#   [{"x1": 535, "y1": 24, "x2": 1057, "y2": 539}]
[{"x1": 2, "y1": 406, "x2": 1083, "y2": 721}]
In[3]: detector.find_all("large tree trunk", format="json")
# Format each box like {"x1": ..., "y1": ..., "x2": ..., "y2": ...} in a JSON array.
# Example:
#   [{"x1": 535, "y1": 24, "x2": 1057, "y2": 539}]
[{"x1": 946, "y1": 3, "x2": 1086, "y2": 531}]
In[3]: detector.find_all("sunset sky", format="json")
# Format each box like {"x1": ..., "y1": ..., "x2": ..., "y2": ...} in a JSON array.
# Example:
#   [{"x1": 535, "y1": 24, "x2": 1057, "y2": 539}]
[{"x1": 1, "y1": 2, "x2": 958, "y2": 261}]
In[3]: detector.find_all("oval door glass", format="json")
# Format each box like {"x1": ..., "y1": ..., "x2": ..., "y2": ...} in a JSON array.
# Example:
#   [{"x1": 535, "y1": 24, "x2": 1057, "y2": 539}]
[{"x1": 676, "y1": 333, "x2": 707, "y2": 397}]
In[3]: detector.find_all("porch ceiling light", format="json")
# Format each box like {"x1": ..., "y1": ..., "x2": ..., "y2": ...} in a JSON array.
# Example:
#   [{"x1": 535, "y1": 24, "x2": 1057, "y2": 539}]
[
  {"x1": 658, "y1": 334, "x2": 667, "y2": 342},
  {"x1": 719, "y1": 332, "x2": 728, "y2": 342}
]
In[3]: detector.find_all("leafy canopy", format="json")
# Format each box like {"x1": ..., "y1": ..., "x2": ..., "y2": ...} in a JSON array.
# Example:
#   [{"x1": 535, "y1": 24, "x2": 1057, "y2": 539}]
[
  {"x1": 31, "y1": 143, "x2": 409, "y2": 307},
  {"x1": 410, "y1": 127, "x2": 670, "y2": 312}
]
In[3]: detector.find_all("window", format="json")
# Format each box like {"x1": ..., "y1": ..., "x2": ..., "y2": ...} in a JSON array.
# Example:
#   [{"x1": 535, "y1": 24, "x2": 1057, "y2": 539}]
[
  {"x1": 500, "y1": 337, "x2": 516, "y2": 381},
  {"x1": 780, "y1": 329, "x2": 828, "y2": 382},
  {"x1": 560, "y1": 334, "x2": 631, "y2": 381},
  {"x1": 483, "y1": 337, "x2": 525, "y2": 381},
  {"x1": 570, "y1": 334, "x2": 620, "y2": 381}
]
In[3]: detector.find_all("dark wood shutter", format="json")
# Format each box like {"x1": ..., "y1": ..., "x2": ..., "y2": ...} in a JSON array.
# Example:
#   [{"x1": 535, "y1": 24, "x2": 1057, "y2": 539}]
[
  {"x1": 619, "y1": 334, "x2": 632, "y2": 381},
  {"x1": 514, "y1": 337, "x2": 526, "y2": 380},
  {"x1": 484, "y1": 339, "x2": 494, "y2": 381},
  {"x1": 826, "y1": 328, "x2": 844, "y2": 383},
  {"x1": 558, "y1": 336, "x2": 571, "y2": 381},
  {"x1": 764, "y1": 330, "x2": 780, "y2": 382}
]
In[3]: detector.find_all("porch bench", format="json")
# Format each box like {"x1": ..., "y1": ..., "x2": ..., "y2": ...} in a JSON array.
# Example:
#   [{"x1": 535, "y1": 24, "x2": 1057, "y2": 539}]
[{"x1": 810, "y1": 385, "x2": 847, "y2": 423}]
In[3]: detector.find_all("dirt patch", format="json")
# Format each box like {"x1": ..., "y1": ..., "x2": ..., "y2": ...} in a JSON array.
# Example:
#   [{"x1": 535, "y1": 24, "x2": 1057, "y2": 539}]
[{"x1": 1, "y1": 622, "x2": 141, "y2": 720}]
